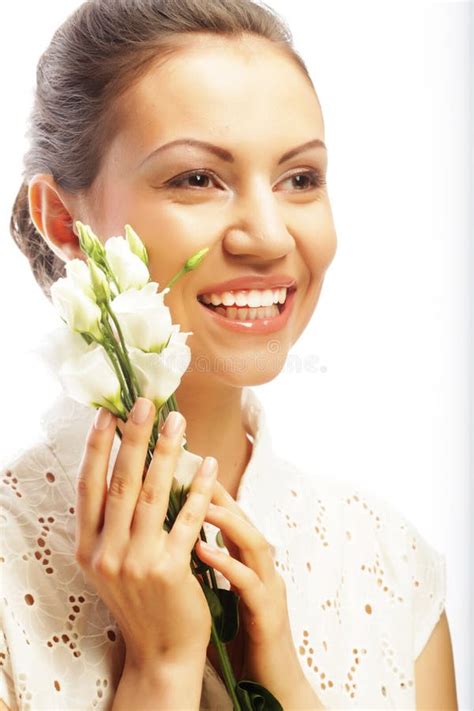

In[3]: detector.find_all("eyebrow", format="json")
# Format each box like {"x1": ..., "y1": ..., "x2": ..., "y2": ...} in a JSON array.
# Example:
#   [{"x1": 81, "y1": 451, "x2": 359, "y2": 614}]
[{"x1": 139, "y1": 137, "x2": 327, "y2": 168}]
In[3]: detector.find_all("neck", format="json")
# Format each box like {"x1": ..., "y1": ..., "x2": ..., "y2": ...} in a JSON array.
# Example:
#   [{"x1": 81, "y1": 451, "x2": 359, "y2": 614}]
[{"x1": 174, "y1": 376, "x2": 253, "y2": 500}]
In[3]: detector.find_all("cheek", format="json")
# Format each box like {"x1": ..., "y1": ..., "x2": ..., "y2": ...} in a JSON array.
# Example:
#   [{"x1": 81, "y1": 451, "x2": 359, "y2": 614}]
[
  {"x1": 145, "y1": 205, "x2": 220, "y2": 276},
  {"x1": 300, "y1": 211, "x2": 338, "y2": 279}
]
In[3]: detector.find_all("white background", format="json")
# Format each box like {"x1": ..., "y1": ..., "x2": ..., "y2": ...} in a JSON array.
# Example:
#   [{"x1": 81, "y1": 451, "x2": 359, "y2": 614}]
[{"x1": 0, "y1": 1, "x2": 471, "y2": 708}]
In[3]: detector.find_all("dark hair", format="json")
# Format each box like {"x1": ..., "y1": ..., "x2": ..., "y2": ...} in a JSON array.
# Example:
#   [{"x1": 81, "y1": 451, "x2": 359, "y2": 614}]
[{"x1": 10, "y1": 0, "x2": 316, "y2": 302}]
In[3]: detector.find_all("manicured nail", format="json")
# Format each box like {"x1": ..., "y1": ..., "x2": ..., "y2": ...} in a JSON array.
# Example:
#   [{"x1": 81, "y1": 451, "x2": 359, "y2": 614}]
[
  {"x1": 201, "y1": 457, "x2": 217, "y2": 477},
  {"x1": 163, "y1": 411, "x2": 184, "y2": 436},
  {"x1": 131, "y1": 398, "x2": 152, "y2": 425},
  {"x1": 94, "y1": 407, "x2": 112, "y2": 431}
]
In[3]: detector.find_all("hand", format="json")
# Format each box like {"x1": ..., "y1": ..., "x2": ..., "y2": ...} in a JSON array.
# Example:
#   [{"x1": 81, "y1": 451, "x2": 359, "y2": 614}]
[
  {"x1": 195, "y1": 480, "x2": 320, "y2": 707},
  {"x1": 74, "y1": 398, "x2": 219, "y2": 674}
]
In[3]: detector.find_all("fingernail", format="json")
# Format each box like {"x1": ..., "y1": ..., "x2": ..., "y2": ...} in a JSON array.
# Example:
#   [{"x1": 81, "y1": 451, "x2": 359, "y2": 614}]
[
  {"x1": 163, "y1": 411, "x2": 183, "y2": 436},
  {"x1": 131, "y1": 398, "x2": 152, "y2": 425},
  {"x1": 202, "y1": 456, "x2": 217, "y2": 477},
  {"x1": 94, "y1": 407, "x2": 113, "y2": 431}
]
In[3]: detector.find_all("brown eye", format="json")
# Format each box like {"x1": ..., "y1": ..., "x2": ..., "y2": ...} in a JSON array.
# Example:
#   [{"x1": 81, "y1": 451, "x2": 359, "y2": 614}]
[
  {"x1": 167, "y1": 170, "x2": 219, "y2": 189},
  {"x1": 279, "y1": 170, "x2": 326, "y2": 192}
]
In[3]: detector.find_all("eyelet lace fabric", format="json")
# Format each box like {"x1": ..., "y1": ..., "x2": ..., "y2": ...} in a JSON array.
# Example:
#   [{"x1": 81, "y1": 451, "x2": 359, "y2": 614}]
[{"x1": 0, "y1": 386, "x2": 446, "y2": 710}]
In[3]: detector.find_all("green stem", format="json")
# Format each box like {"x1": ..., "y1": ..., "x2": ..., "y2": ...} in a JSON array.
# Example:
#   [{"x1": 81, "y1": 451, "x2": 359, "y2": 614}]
[
  {"x1": 209, "y1": 615, "x2": 242, "y2": 710},
  {"x1": 190, "y1": 552, "x2": 242, "y2": 711},
  {"x1": 165, "y1": 266, "x2": 187, "y2": 291},
  {"x1": 105, "y1": 303, "x2": 142, "y2": 401},
  {"x1": 99, "y1": 311, "x2": 135, "y2": 410},
  {"x1": 102, "y1": 340, "x2": 133, "y2": 412}
]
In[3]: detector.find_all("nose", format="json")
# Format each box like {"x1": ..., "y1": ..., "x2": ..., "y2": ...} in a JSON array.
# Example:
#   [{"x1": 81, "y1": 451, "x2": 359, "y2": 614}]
[{"x1": 222, "y1": 188, "x2": 295, "y2": 261}]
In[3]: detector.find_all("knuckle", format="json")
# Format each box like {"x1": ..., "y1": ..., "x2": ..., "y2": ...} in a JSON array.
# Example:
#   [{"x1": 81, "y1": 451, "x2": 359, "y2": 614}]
[
  {"x1": 155, "y1": 435, "x2": 177, "y2": 456},
  {"x1": 149, "y1": 560, "x2": 169, "y2": 583},
  {"x1": 258, "y1": 536, "x2": 272, "y2": 554},
  {"x1": 122, "y1": 557, "x2": 145, "y2": 582},
  {"x1": 92, "y1": 551, "x2": 120, "y2": 578},
  {"x1": 137, "y1": 484, "x2": 161, "y2": 506},
  {"x1": 178, "y1": 505, "x2": 199, "y2": 527},
  {"x1": 85, "y1": 432, "x2": 103, "y2": 453},
  {"x1": 74, "y1": 544, "x2": 90, "y2": 569},
  {"x1": 108, "y1": 472, "x2": 129, "y2": 499},
  {"x1": 76, "y1": 476, "x2": 89, "y2": 497}
]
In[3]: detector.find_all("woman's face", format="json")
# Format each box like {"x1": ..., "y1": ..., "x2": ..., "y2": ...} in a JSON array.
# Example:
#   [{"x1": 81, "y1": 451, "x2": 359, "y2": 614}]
[{"x1": 86, "y1": 33, "x2": 337, "y2": 386}]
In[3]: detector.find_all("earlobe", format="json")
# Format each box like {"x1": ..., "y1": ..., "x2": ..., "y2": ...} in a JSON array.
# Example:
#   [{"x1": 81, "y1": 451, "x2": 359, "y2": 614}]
[{"x1": 28, "y1": 173, "x2": 83, "y2": 262}]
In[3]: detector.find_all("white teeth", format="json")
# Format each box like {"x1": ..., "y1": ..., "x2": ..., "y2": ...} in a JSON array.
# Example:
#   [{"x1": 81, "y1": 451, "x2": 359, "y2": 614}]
[
  {"x1": 199, "y1": 287, "x2": 288, "y2": 307},
  {"x1": 222, "y1": 292, "x2": 235, "y2": 306},
  {"x1": 247, "y1": 290, "x2": 265, "y2": 308},
  {"x1": 209, "y1": 303, "x2": 280, "y2": 321}
]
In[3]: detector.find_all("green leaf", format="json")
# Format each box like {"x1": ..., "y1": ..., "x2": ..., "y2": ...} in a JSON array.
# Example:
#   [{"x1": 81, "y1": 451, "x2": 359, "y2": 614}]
[
  {"x1": 236, "y1": 681, "x2": 284, "y2": 710},
  {"x1": 215, "y1": 588, "x2": 240, "y2": 643},
  {"x1": 201, "y1": 587, "x2": 240, "y2": 644},
  {"x1": 202, "y1": 586, "x2": 224, "y2": 625}
]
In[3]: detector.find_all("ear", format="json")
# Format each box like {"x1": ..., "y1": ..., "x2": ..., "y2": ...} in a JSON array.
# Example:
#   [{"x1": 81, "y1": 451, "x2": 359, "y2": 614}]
[{"x1": 28, "y1": 174, "x2": 86, "y2": 263}]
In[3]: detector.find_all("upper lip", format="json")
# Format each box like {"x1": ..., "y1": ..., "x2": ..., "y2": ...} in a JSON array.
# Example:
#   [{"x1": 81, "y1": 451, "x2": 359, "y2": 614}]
[{"x1": 197, "y1": 274, "x2": 297, "y2": 296}]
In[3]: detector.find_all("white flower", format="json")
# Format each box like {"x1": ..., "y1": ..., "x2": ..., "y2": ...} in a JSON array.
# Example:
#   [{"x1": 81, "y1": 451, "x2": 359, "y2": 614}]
[
  {"x1": 172, "y1": 447, "x2": 204, "y2": 494},
  {"x1": 105, "y1": 236, "x2": 150, "y2": 291},
  {"x1": 65, "y1": 259, "x2": 96, "y2": 300},
  {"x1": 50, "y1": 260, "x2": 103, "y2": 339},
  {"x1": 34, "y1": 325, "x2": 126, "y2": 417},
  {"x1": 110, "y1": 282, "x2": 173, "y2": 352},
  {"x1": 128, "y1": 325, "x2": 192, "y2": 410}
]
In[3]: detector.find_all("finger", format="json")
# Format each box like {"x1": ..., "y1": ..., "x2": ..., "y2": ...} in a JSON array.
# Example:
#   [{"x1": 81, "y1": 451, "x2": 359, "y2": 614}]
[
  {"x1": 211, "y1": 479, "x2": 256, "y2": 526},
  {"x1": 209, "y1": 479, "x2": 260, "y2": 561},
  {"x1": 75, "y1": 407, "x2": 117, "y2": 556},
  {"x1": 167, "y1": 456, "x2": 218, "y2": 561},
  {"x1": 130, "y1": 411, "x2": 186, "y2": 542},
  {"x1": 195, "y1": 539, "x2": 262, "y2": 605},
  {"x1": 101, "y1": 398, "x2": 156, "y2": 545},
  {"x1": 203, "y1": 504, "x2": 275, "y2": 582}
]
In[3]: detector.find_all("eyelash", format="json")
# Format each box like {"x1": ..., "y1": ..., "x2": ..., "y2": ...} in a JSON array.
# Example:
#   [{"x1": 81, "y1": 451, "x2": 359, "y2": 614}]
[{"x1": 166, "y1": 168, "x2": 326, "y2": 193}]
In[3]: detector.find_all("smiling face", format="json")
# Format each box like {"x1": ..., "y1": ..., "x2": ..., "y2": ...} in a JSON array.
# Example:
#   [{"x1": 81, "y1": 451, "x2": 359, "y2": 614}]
[{"x1": 85, "y1": 33, "x2": 337, "y2": 387}]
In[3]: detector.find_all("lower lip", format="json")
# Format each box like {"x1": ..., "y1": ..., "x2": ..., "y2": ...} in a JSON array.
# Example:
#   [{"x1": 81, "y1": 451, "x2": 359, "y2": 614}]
[{"x1": 197, "y1": 289, "x2": 297, "y2": 334}]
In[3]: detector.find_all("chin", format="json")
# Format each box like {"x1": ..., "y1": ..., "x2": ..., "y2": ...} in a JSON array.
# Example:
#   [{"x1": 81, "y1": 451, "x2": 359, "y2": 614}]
[{"x1": 215, "y1": 352, "x2": 289, "y2": 388}]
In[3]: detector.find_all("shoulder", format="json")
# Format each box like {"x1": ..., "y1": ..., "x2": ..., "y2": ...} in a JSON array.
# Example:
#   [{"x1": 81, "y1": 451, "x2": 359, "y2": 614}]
[{"x1": 289, "y1": 466, "x2": 446, "y2": 659}]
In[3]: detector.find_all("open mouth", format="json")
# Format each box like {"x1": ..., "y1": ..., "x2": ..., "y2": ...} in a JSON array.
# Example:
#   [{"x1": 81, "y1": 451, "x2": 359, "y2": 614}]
[{"x1": 196, "y1": 286, "x2": 296, "y2": 321}]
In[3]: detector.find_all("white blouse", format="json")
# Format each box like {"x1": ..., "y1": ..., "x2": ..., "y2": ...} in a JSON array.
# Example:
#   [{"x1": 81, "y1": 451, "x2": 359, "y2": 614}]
[{"x1": 0, "y1": 386, "x2": 446, "y2": 710}]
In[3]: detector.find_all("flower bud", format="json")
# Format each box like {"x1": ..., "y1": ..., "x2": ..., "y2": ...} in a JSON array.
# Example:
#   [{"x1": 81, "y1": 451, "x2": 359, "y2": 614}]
[
  {"x1": 88, "y1": 259, "x2": 111, "y2": 305},
  {"x1": 77, "y1": 222, "x2": 107, "y2": 262},
  {"x1": 125, "y1": 224, "x2": 149, "y2": 267},
  {"x1": 184, "y1": 247, "x2": 209, "y2": 272}
]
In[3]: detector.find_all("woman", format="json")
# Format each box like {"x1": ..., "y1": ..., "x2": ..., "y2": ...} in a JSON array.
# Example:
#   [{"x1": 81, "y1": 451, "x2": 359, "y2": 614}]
[{"x1": 2, "y1": 0, "x2": 457, "y2": 709}]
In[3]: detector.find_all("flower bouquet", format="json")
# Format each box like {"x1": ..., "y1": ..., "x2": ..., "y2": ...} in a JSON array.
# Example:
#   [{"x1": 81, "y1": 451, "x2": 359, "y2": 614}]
[{"x1": 38, "y1": 221, "x2": 282, "y2": 711}]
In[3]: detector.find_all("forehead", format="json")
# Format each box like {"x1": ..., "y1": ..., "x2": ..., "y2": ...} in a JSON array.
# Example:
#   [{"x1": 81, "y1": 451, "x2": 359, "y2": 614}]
[{"x1": 117, "y1": 34, "x2": 323, "y2": 153}]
